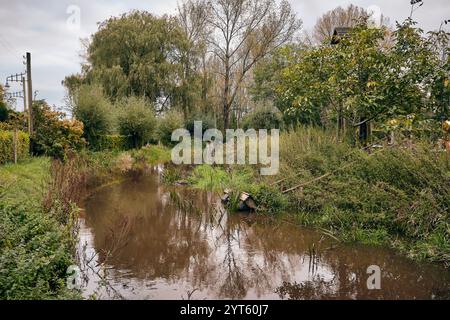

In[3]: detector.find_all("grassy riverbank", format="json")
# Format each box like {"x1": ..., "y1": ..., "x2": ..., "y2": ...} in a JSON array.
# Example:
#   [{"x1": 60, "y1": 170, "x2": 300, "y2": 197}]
[
  {"x1": 0, "y1": 145, "x2": 171, "y2": 299},
  {"x1": 0, "y1": 136, "x2": 446, "y2": 299},
  {"x1": 184, "y1": 127, "x2": 450, "y2": 266},
  {"x1": 0, "y1": 158, "x2": 80, "y2": 299}
]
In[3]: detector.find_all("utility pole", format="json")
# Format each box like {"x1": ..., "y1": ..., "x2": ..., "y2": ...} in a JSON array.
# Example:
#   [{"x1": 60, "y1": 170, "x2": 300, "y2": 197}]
[
  {"x1": 22, "y1": 76, "x2": 31, "y2": 135},
  {"x1": 26, "y1": 52, "x2": 33, "y2": 134}
]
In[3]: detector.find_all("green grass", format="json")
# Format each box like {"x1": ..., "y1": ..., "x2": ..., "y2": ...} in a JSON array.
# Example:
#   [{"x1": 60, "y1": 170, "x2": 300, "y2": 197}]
[
  {"x1": 0, "y1": 157, "x2": 50, "y2": 206},
  {"x1": 0, "y1": 157, "x2": 80, "y2": 299},
  {"x1": 272, "y1": 127, "x2": 450, "y2": 266},
  {"x1": 131, "y1": 144, "x2": 171, "y2": 165},
  {"x1": 187, "y1": 164, "x2": 288, "y2": 214}
]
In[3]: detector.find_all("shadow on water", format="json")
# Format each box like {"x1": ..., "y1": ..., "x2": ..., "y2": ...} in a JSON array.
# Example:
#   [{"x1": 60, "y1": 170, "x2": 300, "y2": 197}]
[{"x1": 79, "y1": 169, "x2": 450, "y2": 300}]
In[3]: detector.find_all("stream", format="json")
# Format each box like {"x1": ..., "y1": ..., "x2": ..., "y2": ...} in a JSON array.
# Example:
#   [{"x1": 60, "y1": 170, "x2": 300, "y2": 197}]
[{"x1": 78, "y1": 167, "x2": 450, "y2": 300}]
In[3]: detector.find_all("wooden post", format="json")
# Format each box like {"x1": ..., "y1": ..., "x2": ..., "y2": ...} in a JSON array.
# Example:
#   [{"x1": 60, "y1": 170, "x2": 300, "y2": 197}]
[
  {"x1": 390, "y1": 130, "x2": 395, "y2": 145},
  {"x1": 359, "y1": 117, "x2": 368, "y2": 146},
  {"x1": 13, "y1": 126, "x2": 18, "y2": 164},
  {"x1": 26, "y1": 52, "x2": 33, "y2": 134},
  {"x1": 22, "y1": 76, "x2": 30, "y2": 135},
  {"x1": 337, "y1": 112, "x2": 345, "y2": 142}
]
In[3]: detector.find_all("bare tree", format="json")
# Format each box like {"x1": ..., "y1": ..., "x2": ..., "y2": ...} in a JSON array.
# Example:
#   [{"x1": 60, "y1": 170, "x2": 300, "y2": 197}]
[
  {"x1": 177, "y1": 0, "x2": 211, "y2": 118},
  {"x1": 205, "y1": 0, "x2": 301, "y2": 129},
  {"x1": 313, "y1": 4, "x2": 368, "y2": 44}
]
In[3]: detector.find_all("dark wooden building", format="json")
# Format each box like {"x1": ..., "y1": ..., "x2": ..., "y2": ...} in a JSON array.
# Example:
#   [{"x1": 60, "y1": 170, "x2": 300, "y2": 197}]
[{"x1": 331, "y1": 27, "x2": 351, "y2": 45}]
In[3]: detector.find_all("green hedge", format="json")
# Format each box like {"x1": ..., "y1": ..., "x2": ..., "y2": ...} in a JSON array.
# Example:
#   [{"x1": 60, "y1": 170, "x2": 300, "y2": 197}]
[
  {"x1": 0, "y1": 130, "x2": 30, "y2": 164},
  {"x1": 96, "y1": 135, "x2": 128, "y2": 151}
]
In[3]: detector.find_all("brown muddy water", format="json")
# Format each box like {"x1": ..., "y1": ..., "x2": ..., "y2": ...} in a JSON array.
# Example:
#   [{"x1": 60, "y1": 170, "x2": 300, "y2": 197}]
[{"x1": 78, "y1": 168, "x2": 450, "y2": 300}]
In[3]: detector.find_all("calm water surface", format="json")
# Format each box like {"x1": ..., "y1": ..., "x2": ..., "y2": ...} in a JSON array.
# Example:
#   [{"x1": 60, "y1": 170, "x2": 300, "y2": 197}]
[{"x1": 78, "y1": 169, "x2": 450, "y2": 300}]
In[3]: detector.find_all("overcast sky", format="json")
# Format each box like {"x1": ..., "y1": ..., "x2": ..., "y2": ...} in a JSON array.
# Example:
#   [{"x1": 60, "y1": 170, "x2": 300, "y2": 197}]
[{"x1": 1, "y1": 0, "x2": 449, "y2": 109}]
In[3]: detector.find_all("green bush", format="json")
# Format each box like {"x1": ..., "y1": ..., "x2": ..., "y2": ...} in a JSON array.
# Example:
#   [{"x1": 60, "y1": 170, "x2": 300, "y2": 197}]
[
  {"x1": 249, "y1": 184, "x2": 288, "y2": 214},
  {"x1": 157, "y1": 111, "x2": 184, "y2": 146},
  {"x1": 73, "y1": 84, "x2": 112, "y2": 148},
  {"x1": 31, "y1": 101, "x2": 85, "y2": 160},
  {"x1": 132, "y1": 144, "x2": 171, "y2": 165},
  {"x1": 96, "y1": 135, "x2": 128, "y2": 151},
  {"x1": 0, "y1": 204, "x2": 77, "y2": 299},
  {"x1": 185, "y1": 111, "x2": 216, "y2": 135},
  {"x1": 0, "y1": 130, "x2": 30, "y2": 164},
  {"x1": 242, "y1": 105, "x2": 284, "y2": 130},
  {"x1": 117, "y1": 97, "x2": 156, "y2": 149},
  {"x1": 0, "y1": 122, "x2": 12, "y2": 131},
  {"x1": 0, "y1": 101, "x2": 9, "y2": 122}
]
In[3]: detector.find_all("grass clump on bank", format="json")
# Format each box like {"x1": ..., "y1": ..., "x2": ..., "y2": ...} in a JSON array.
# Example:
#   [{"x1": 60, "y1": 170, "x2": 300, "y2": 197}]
[{"x1": 187, "y1": 164, "x2": 288, "y2": 214}]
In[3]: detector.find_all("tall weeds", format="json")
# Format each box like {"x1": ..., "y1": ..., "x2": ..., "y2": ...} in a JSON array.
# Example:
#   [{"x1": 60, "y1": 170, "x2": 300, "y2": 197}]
[
  {"x1": 42, "y1": 154, "x2": 89, "y2": 257},
  {"x1": 43, "y1": 155, "x2": 87, "y2": 224},
  {"x1": 276, "y1": 127, "x2": 450, "y2": 265}
]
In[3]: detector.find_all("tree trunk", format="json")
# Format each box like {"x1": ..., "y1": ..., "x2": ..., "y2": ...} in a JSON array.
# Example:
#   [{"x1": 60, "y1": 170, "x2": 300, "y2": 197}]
[
  {"x1": 201, "y1": 54, "x2": 208, "y2": 112},
  {"x1": 223, "y1": 55, "x2": 231, "y2": 129},
  {"x1": 337, "y1": 112, "x2": 345, "y2": 142},
  {"x1": 359, "y1": 116, "x2": 368, "y2": 146}
]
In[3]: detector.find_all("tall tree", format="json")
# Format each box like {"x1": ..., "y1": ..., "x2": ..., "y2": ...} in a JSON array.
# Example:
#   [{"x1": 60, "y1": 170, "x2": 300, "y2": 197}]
[
  {"x1": 205, "y1": 0, "x2": 301, "y2": 129},
  {"x1": 0, "y1": 85, "x2": 8, "y2": 122},
  {"x1": 313, "y1": 4, "x2": 368, "y2": 44},
  {"x1": 82, "y1": 11, "x2": 188, "y2": 110},
  {"x1": 176, "y1": 0, "x2": 210, "y2": 119}
]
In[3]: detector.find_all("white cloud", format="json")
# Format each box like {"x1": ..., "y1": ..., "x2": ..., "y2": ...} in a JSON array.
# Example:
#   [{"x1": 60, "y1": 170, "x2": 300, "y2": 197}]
[{"x1": 0, "y1": 0, "x2": 449, "y2": 109}]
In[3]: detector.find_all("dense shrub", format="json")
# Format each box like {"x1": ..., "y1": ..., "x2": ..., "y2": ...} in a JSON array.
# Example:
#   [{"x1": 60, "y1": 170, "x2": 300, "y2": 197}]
[
  {"x1": 73, "y1": 84, "x2": 112, "y2": 148},
  {"x1": 0, "y1": 122, "x2": 12, "y2": 131},
  {"x1": 96, "y1": 135, "x2": 128, "y2": 151},
  {"x1": 185, "y1": 111, "x2": 216, "y2": 135},
  {"x1": 0, "y1": 101, "x2": 9, "y2": 122},
  {"x1": 134, "y1": 144, "x2": 171, "y2": 164},
  {"x1": 157, "y1": 111, "x2": 184, "y2": 146},
  {"x1": 31, "y1": 101, "x2": 85, "y2": 160},
  {"x1": 117, "y1": 97, "x2": 156, "y2": 149},
  {"x1": 249, "y1": 184, "x2": 288, "y2": 214},
  {"x1": 0, "y1": 204, "x2": 76, "y2": 299},
  {"x1": 275, "y1": 126, "x2": 450, "y2": 264},
  {"x1": 0, "y1": 130, "x2": 29, "y2": 164},
  {"x1": 242, "y1": 105, "x2": 284, "y2": 130}
]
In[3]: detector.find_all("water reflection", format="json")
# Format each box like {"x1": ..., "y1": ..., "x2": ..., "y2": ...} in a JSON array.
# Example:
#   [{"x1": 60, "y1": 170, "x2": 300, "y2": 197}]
[{"x1": 80, "y1": 172, "x2": 450, "y2": 300}]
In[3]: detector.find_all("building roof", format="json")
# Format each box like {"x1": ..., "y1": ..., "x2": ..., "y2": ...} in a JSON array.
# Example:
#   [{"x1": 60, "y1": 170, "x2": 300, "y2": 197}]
[{"x1": 331, "y1": 27, "x2": 351, "y2": 44}]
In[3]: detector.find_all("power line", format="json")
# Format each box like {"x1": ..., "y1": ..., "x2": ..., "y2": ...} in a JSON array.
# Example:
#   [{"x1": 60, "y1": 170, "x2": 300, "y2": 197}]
[{"x1": 0, "y1": 33, "x2": 21, "y2": 57}]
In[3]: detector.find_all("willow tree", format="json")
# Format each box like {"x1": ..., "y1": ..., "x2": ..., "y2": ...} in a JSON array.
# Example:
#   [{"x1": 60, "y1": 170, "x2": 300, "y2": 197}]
[
  {"x1": 83, "y1": 11, "x2": 188, "y2": 111},
  {"x1": 205, "y1": 0, "x2": 301, "y2": 129}
]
